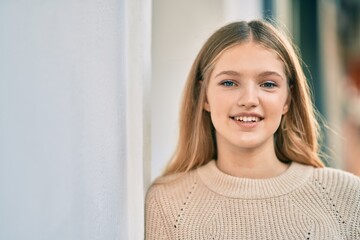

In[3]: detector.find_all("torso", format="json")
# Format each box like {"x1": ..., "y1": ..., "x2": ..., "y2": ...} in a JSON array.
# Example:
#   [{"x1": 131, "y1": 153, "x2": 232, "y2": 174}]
[{"x1": 145, "y1": 160, "x2": 360, "y2": 240}]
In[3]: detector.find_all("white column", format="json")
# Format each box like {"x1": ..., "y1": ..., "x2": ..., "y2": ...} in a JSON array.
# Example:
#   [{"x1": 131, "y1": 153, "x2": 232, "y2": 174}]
[
  {"x1": 0, "y1": 0, "x2": 151, "y2": 239},
  {"x1": 125, "y1": 0, "x2": 152, "y2": 239}
]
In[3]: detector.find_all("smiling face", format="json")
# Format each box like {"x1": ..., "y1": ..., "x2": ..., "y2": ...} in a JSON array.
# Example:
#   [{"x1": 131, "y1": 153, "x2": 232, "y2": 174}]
[{"x1": 204, "y1": 42, "x2": 290, "y2": 155}]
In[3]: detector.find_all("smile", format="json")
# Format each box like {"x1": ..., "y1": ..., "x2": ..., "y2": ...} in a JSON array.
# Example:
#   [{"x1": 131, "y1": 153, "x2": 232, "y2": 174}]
[{"x1": 231, "y1": 116, "x2": 263, "y2": 122}]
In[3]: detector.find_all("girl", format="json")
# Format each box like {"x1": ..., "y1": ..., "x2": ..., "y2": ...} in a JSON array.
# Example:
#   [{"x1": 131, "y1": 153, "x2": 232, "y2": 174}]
[{"x1": 145, "y1": 20, "x2": 360, "y2": 239}]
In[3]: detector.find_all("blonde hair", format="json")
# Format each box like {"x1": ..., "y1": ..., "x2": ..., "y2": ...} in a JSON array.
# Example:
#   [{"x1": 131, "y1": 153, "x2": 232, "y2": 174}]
[{"x1": 163, "y1": 20, "x2": 324, "y2": 176}]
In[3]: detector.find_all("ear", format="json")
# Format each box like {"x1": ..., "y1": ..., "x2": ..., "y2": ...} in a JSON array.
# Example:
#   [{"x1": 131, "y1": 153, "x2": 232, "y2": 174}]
[
  {"x1": 282, "y1": 101, "x2": 289, "y2": 114},
  {"x1": 282, "y1": 86, "x2": 292, "y2": 114},
  {"x1": 199, "y1": 80, "x2": 211, "y2": 112},
  {"x1": 204, "y1": 101, "x2": 210, "y2": 112}
]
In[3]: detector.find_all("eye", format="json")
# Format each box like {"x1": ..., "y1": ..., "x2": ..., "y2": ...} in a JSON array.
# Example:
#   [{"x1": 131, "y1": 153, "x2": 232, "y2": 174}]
[
  {"x1": 220, "y1": 80, "x2": 237, "y2": 87},
  {"x1": 260, "y1": 81, "x2": 277, "y2": 88}
]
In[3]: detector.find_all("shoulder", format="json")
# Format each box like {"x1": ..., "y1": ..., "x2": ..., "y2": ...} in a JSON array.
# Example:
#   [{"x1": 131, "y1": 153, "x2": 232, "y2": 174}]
[
  {"x1": 145, "y1": 169, "x2": 201, "y2": 232},
  {"x1": 312, "y1": 166, "x2": 360, "y2": 193},
  {"x1": 145, "y1": 172, "x2": 199, "y2": 239},
  {"x1": 145, "y1": 170, "x2": 199, "y2": 206},
  {"x1": 311, "y1": 166, "x2": 360, "y2": 218},
  {"x1": 311, "y1": 166, "x2": 360, "y2": 199}
]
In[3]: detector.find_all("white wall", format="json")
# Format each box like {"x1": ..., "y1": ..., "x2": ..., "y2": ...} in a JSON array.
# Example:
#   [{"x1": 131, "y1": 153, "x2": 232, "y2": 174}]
[
  {"x1": 0, "y1": 0, "x2": 150, "y2": 239},
  {"x1": 151, "y1": 0, "x2": 262, "y2": 179}
]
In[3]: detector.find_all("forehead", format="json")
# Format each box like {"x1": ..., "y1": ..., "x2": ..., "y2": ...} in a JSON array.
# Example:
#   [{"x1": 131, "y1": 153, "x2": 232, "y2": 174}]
[{"x1": 211, "y1": 42, "x2": 286, "y2": 78}]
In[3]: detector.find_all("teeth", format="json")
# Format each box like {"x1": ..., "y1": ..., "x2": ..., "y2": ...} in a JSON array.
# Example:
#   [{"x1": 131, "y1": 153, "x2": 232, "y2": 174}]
[{"x1": 234, "y1": 116, "x2": 260, "y2": 122}]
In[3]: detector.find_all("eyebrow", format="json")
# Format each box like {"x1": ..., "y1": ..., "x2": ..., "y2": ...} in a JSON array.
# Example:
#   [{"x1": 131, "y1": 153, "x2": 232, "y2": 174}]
[
  {"x1": 258, "y1": 71, "x2": 284, "y2": 79},
  {"x1": 214, "y1": 70, "x2": 241, "y2": 78},
  {"x1": 215, "y1": 70, "x2": 284, "y2": 80}
]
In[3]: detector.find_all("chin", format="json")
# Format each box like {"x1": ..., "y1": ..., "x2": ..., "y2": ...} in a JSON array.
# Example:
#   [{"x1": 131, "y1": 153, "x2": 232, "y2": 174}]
[{"x1": 232, "y1": 141, "x2": 263, "y2": 150}]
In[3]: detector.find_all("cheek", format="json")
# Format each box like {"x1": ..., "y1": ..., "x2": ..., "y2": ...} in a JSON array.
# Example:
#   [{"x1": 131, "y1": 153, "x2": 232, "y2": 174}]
[
  {"x1": 207, "y1": 93, "x2": 233, "y2": 114},
  {"x1": 268, "y1": 91, "x2": 289, "y2": 114},
  {"x1": 207, "y1": 96, "x2": 234, "y2": 129},
  {"x1": 263, "y1": 95, "x2": 288, "y2": 117},
  {"x1": 209, "y1": 102, "x2": 225, "y2": 122}
]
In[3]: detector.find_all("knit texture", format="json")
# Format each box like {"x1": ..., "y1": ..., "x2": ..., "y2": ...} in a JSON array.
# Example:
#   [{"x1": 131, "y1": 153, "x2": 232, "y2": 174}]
[{"x1": 145, "y1": 160, "x2": 360, "y2": 239}]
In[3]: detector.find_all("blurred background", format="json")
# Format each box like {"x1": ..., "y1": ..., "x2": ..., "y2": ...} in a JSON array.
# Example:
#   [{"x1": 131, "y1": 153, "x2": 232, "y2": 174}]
[{"x1": 0, "y1": 0, "x2": 359, "y2": 239}]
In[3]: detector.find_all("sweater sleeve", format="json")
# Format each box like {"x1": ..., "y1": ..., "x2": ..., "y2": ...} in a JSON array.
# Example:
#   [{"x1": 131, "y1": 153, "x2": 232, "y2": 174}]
[
  {"x1": 348, "y1": 175, "x2": 360, "y2": 239},
  {"x1": 145, "y1": 185, "x2": 169, "y2": 240},
  {"x1": 314, "y1": 167, "x2": 360, "y2": 238}
]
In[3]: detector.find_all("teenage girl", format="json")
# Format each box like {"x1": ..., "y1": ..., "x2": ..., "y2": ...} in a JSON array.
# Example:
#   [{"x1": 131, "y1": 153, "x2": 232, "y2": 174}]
[{"x1": 145, "y1": 20, "x2": 360, "y2": 239}]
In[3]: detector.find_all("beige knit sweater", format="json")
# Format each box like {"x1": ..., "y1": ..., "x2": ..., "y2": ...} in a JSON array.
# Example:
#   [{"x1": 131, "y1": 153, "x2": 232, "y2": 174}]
[{"x1": 145, "y1": 160, "x2": 360, "y2": 239}]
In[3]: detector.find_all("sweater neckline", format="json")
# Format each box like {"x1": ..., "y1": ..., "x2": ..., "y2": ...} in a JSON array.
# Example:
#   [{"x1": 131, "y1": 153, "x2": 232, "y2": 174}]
[{"x1": 197, "y1": 160, "x2": 314, "y2": 199}]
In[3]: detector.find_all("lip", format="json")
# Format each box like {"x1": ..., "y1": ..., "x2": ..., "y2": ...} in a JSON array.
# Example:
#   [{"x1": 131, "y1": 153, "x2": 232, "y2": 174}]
[
  {"x1": 232, "y1": 118, "x2": 261, "y2": 129},
  {"x1": 230, "y1": 112, "x2": 264, "y2": 119},
  {"x1": 230, "y1": 112, "x2": 263, "y2": 129}
]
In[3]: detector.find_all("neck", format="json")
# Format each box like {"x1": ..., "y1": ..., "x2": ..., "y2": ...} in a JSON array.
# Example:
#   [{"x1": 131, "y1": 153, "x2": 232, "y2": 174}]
[{"x1": 216, "y1": 140, "x2": 289, "y2": 179}]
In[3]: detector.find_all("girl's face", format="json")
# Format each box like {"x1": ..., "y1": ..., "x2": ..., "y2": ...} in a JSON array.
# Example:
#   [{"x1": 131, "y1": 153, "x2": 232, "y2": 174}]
[{"x1": 204, "y1": 42, "x2": 289, "y2": 154}]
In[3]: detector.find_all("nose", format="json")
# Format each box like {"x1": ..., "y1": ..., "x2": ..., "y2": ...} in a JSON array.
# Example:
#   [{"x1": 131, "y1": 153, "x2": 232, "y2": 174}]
[{"x1": 237, "y1": 84, "x2": 259, "y2": 108}]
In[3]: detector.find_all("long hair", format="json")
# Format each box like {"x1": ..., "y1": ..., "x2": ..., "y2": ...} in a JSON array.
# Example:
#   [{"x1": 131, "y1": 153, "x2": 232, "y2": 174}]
[{"x1": 163, "y1": 20, "x2": 324, "y2": 176}]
